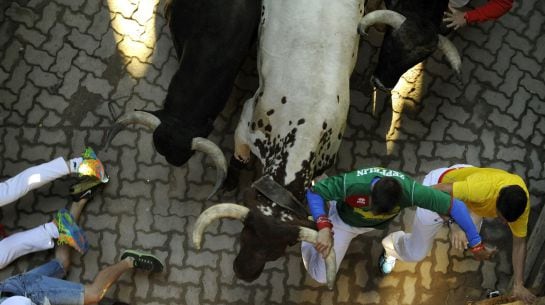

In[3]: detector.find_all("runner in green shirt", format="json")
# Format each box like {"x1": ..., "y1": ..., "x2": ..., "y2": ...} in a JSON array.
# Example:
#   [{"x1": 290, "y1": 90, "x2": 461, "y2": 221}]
[{"x1": 301, "y1": 166, "x2": 494, "y2": 284}]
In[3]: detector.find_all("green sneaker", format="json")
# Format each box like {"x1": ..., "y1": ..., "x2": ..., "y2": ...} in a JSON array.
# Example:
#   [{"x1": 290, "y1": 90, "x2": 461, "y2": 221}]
[
  {"x1": 77, "y1": 147, "x2": 109, "y2": 183},
  {"x1": 121, "y1": 250, "x2": 164, "y2": 273},
  {"x1": 54, "y1": 208, "x2": 89, "y2": 254}
]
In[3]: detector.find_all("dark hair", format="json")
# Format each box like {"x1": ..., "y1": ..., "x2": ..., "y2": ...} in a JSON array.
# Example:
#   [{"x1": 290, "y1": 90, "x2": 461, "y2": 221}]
[
  {"x1": 371, "y1": 177, "x2": 402, "y2": 214},
  {"x1": 497, "y1": 185, "x2": 527, "y2": 222}
]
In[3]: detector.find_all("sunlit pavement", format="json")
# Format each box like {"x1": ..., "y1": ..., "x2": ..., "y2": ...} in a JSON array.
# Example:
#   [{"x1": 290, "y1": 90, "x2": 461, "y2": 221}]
[{"x1": 1, "y1": 1, "x2": 544, "y2": 304}]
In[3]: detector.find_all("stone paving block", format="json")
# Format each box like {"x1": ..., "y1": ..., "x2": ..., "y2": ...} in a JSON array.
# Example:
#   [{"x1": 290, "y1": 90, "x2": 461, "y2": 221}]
[
  {"x1": 186, "y1": 250, "x2": 219, "y2": 268},
  {"x1": 74, "y1": 52, "x2": 108, "y2": 77},
  {"x1": 402, "y1": 276, "x2": 417, "y2": 304},
  {"x1": 434, "y1": 241, "x2": 450, "y2": 274},
  {"x1": 35, "y1": 2, "x2": 61, "y2": 35},
  {"x1": 29, "y1": 68, "x2": 60, "y2": 89},
  {"x1": 37, "y1": 129, "x2": 66, "y2": 145},
  {"x1": 155, "y1": 55, "x2": 178, "y2": 89},
  {"x1": 16, "y1": 26, "x2": 46, "y2": 49},
  {"x1": 528, "y1": 149, "x2": 543, "y2": 178},
  {"x1": 221, "y1": 286, "x2": 256, "y2": 304},
  {"x1": 135, "y1": 230, "x2": 168, "y2": 248},
  {"x1": 133, "y1": 271, "x2": 151, "y2": 298},
  {"x1": 134, "y1": 78, "x2": 167, "y2": 102},
  {"x1": 489, "y1": 108, "x2": 518, "y2": 133},
  {"x1": 88, "y1": 8, "x2": 110, "y2": 40},
  {"x1": 288, "y1": 288, "x2": 319, "y2": 304},
  {"x1": 150, "y1": 34, "x2": 174, "y2": 70},
  {"x1": 94, "y1": 28, "x2": 118, "y2": 59},
  {"x1": 167, "y1": 233, "x2": 186, "y2": 267},
  {"x1": 267, "y1": 271, "x2": 285, "y2": 303},
  {"x1": 6, "y1": 3, "x2": 38, "y2": 28},
  {"x1": 81, "y1": 249, "x2": 100, "y2": 282},
  {"x1": 481, "y1": 260, "x2": 497, "y2": 290},
  {"x1": 356, "y1": 290, "x2": 381, "y2": 304},
  {"x1": 81, "y1": 73, "x2": 113, "y2": 99},
  {"x1": 152, "y1": 214, "x2": 185, "y2": 233},
  {"x1": 496, "y1": 144, "x2": 526, "y2": 162},
  {"x1": 419, "y1": 261, "x2": 432, "y2": 289},
  {"x1": 183, "y1": 285, "x2": 201, "y2": 305},
  {"x1": 58, "y1": 66, "x2": 85, "y2": 98},
  {"x1": 100, "y1": 231, "x2": 118, "y2": 264},
  {"x1": 6, "y1": 61, "x2": 31, "y2": 93},
  {"x1": 68, "y1": 29, "x2": 100, "y2": 55},
  {"x1": 452, "y1": 257, "x2": 481, "y2": 273},
  {"x1": 42, "y1": 23, "x2": 69, "y2": 56},
  {"x1": 517, "y1": 109, "x2": 539, "y2": 140}
]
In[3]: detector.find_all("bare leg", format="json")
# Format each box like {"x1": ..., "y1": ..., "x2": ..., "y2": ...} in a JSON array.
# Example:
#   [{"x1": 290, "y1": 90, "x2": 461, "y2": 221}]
[
  {"x1": 83, "y1": 258, "x2": 133, "y2": 305},
  {"x1": 70, "y1": 198, "x2": 89, "y2": 222}
]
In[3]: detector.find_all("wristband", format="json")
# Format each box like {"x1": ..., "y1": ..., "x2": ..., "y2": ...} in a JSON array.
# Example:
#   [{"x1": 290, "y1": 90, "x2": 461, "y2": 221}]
[
  {"x1": 469, "y1": 242, "x2": 485, "y2": 254},
  {"x1": 316, "y1": 215, "x2": 333, "y2": 230}
]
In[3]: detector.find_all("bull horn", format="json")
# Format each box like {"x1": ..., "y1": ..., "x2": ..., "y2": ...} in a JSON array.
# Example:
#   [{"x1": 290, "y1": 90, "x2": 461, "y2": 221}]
[
  {"x1": 191, "y1": 138, "x2": 228, "y2": 199},
  {"x1": 103, "y1": 111, "x2": 160, "y2": 150},
  {"x1": 358, "y1": 10, "x2": 406, "y2": 35},
  {"x1": 192, "y1": 203, "x2": 249, "y2": 250},
  {"x1": 437, "y1": 34, "x2": 462, "y2": 75},
  {"x1": 298, "y1": 227, "x2": 337, "y2": 290}
]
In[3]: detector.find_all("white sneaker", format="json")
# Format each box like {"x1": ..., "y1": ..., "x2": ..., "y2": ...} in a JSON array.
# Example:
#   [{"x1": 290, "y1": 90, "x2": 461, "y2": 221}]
[{"x1": 379, "y1": 252, "x2": 397, "y2": 275}]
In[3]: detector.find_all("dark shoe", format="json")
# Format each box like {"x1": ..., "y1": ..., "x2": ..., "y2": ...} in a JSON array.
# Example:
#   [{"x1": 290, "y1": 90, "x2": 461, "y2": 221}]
[
  {"x1": 121, "y1": 250, "x2": 164, "y2": 273},
  {"x1": 69, "y1": 177, "x2": 105, "y2": 201}
]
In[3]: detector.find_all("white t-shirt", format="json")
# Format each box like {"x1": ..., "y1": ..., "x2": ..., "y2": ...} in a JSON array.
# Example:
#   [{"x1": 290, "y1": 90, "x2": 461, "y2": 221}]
[{"x1": 0, "y1": 296, "x2": 33, "y2": 305}]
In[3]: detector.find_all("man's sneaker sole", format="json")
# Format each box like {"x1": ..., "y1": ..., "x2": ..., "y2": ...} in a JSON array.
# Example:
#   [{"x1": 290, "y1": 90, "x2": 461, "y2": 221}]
[{"x1": 121, "y1": 250, "x2": 164, "y2": 273}]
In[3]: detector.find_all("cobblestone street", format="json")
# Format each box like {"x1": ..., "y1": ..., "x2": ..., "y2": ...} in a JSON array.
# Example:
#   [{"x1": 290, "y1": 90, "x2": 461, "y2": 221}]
[{"x1": 1, "y1": 0, "x2": 544, "y2": 304}]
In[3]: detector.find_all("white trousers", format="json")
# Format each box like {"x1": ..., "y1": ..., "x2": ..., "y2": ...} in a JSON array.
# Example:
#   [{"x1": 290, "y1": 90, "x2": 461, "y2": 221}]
[
  {"x1": 0, "y1": 225, "x2": 55, "y2": 269},
  {"x1": 0, "y1": 157, "x2": 69, "y2": 207},
  {"x1": 0, "y1": 157, "x2": 69, "y2": 269},
  {"x1": 382, "y1": 164, "x2": 480, "y2": 261},
  {"x1": 301, "y1": 201, "x2": 375, "y2": 283}
]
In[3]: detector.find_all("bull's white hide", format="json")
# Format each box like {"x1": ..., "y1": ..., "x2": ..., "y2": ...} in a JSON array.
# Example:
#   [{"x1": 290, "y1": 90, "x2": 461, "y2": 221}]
[{"x1": 235, "y1": 0, "x2": 365, "y2": 187}]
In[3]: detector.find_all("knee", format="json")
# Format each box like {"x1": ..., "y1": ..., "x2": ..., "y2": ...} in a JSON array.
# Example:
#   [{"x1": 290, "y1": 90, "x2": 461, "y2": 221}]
[
  {"x1": 404, "y1": 248, "x2": 428, "y2": 262},
  {"x1": 84, "y1": 286, "x2": 102, "y2": 304}
]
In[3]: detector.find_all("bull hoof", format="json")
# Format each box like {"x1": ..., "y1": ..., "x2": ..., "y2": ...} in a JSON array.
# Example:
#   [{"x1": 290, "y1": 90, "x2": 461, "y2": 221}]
[{"x1": 223, "y1": 156, "x2": 247, "y2": 192}]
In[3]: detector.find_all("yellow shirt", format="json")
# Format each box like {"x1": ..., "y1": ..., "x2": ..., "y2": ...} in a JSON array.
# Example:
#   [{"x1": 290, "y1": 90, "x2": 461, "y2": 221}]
[{"x1": 441, "y1": 167, "x2": 529, "y2": 237}]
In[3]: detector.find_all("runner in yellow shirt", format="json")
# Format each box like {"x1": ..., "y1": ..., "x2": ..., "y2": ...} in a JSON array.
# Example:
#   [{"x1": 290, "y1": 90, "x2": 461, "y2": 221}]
[{"x1": 380, "y1": 165, "x2": 535, "y2": 304}]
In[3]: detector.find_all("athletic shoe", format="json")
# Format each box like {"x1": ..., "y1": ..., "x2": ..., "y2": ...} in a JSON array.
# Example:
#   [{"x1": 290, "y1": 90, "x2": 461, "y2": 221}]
[
  {"x1": 121, "y1": 250, "x2": 164, "y2": 273},
  {"x1": 54, "y1": 208, "x2": 89, "y2": 254},
  {"x1": 69, "y1": 176, "x2": 105, "y2": 201},
  {"x1": 78, "y1": 147, "x2": 109, "y2": 183},
  {"x1": 378, "y1": 252, "x2": 397, "y2": 275}
]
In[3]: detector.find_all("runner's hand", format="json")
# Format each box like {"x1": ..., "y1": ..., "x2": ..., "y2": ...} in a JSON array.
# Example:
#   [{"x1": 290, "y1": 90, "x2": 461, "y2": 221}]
[
  {"x1": 450, "y1": 223, "x2": 469, "y2": 250},
  {"x1": 443, "y1": 6, "x2": 467, "y2": 30},
  {"x1": 315, "y1": 227, "x2": 332, "y2": 258}
]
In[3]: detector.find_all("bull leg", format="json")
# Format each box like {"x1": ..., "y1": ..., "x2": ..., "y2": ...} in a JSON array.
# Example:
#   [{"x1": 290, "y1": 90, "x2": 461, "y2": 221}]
[
  {"x1": 234, "y1": 97, "x2": 256, "y2": 163},
  {"x1": 223, "y1": 98, "x2": 255, "y2": 191}
]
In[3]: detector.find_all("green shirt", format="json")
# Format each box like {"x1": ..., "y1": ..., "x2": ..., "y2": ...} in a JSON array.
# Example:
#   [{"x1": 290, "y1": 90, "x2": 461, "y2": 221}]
[{"x1": 312, "y1": 167, "x2": 452, "y2": 228}]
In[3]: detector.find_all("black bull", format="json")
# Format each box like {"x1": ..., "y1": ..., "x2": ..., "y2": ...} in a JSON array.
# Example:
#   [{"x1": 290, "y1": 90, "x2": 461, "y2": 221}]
[{"x1": 370, "y1": 0, "x2": 460, "y2": 90}]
